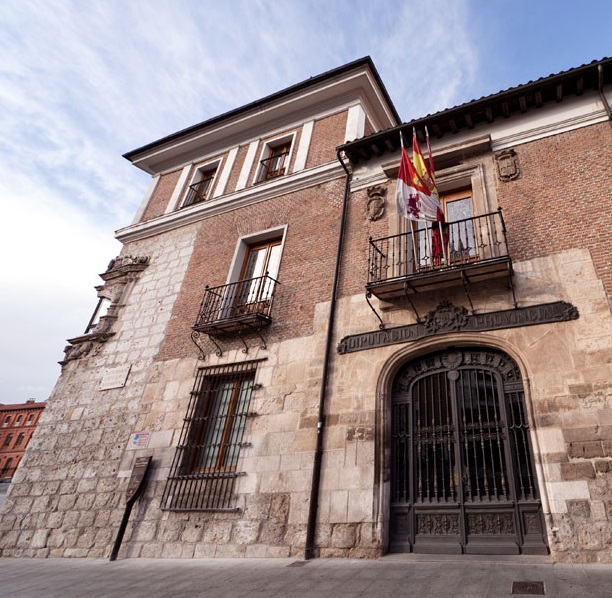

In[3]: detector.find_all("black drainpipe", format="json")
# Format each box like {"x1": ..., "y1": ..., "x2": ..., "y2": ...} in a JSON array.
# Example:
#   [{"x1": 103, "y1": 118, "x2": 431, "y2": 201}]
[{"x1": 304, "y1": 150, "x2": 352, "y2": 560}]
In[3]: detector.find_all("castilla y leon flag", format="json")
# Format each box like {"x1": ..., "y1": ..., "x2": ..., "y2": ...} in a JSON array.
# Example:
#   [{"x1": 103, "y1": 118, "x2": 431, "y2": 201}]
[{"x1": 395, "y1": 134, "x2": 443, "y2": 222}]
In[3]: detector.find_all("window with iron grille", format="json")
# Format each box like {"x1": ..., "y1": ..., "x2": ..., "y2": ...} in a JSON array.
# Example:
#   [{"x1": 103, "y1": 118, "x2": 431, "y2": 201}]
[{"x1": 161, "y1": 360, "x2": 261, "y2": 511}]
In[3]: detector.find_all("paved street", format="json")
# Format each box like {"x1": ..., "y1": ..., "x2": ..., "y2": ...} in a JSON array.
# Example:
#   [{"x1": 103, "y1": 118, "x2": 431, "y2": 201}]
[{"x1": 1, "y1": 554, "x2": 612, "y2": 598}]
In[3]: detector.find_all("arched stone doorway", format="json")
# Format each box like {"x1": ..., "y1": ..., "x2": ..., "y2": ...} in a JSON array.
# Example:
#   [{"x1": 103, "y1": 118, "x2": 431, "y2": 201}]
[{"x1": 389, "y1": 347, "x2": 548, "y2": 555}]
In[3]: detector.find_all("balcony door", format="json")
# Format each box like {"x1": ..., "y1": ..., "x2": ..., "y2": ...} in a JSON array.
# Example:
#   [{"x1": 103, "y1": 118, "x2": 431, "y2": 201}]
[
  {"x1": 235, "y1": 239, "x2": 282, "y2": 313},
  {"x1": 390, "y1": 348, "x2": 548, "y2": 555},
  {"x1": 415, "y1": 189, "x2": 475, "y2": 269}
]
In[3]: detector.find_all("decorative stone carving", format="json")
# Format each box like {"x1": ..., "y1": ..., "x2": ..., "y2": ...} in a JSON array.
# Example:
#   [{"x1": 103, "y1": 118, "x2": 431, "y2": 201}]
[
  {"x1": 495, "y1": 149, "x2": 520, "y2": 181},
  {"x1": 60, "y1": 254, "x2": 150, "y2": 366},
  {"x1": 424, "y1": 301, "x2": 469, "y2": 334},
  {"x1": 366, "y1": 185, "x2": 386, "y2": 221},
  {"x1": 337, "y1": 300, "x2": 579, "y2": 354}
]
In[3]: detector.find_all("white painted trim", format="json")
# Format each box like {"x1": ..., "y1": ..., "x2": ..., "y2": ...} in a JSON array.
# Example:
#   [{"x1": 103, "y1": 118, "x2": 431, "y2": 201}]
[
  {"x1": 345, "y1": 104, "x2": 366, "y2": 142},
  {"x1": 236, "y1": 141, "x2": 259, "y2": 190},
  {"x1": 131, "y1": 175, "x2": 160, "y2": 224},
  {"x1": 116, "y1": 161, "x2": 344, "y2": 243},
  {"x1": 214, "y1": 147, "x2": 238, "y2": 197},
  {"x1": 164, "y1": 166, "x2": 191, "y2": 214},
  {"x1": 293, "y1": 121, "x2": 313, "y2": 173}
]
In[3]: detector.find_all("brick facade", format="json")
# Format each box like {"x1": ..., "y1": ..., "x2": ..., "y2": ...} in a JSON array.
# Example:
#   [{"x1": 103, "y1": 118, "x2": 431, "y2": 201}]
[{"x1": 1, "y1": 57, "x2": 611, "y2": 563}]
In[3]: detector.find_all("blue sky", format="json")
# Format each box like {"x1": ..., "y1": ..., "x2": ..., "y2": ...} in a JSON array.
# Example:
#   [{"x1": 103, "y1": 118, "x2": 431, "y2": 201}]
[{"x1": 0, "y1": 0, "x2": 610, "y2": 404}]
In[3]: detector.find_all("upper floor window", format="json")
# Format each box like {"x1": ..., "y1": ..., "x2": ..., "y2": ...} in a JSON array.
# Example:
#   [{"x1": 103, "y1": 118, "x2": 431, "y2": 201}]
[
  {"x1": 85, "y1": 297, "x2": 112, "y2": 334},
  {"x1": 183, "y1": 164, "x2": 218, "y2": 207},
  {"x1": 4, "y1": 434, "x2": 13, "y2": 447},
  {"x1": 14, "y1": 415, "x2": 22, "y2": 426},
  {"x1": 15, "y1": 433, "x2": 25, "y2": 447},
  {"x1": 257, "y1": 137, "x2": 293, "y2": 183},
  {"x1": 2, "y1": 416, "x2": 10, "y2": 428},
  {"x1": 26, "y1": 414, "x2": 35, "y2": 426}
]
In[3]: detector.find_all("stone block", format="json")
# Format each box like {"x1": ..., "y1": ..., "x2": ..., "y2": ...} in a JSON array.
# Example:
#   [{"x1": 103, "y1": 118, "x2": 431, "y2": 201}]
[
  {"x1": 566, "y1": 441, "x2": 604, "y2": 458},
  {"x1": 202, "y1": 521, "x2": 232, "y2": 544},
  {"x1": 245, "y1": 543, "x2": 268, "y2": 558},
  {"x1": 180, "y1": 524, "x2": 203, "y2": 543},
  {"x1": 567, "y1": 499, "x2": 591, "y2": 518},
  {"x1": 560, "y1": 462, "x2": 595, "y2": 480},
  {"x1": 232, "y1": 520, "x2": 260, "y2": 545},
  {"x1": 330, "y1": 523, "x2": 356, "y2": 548}
]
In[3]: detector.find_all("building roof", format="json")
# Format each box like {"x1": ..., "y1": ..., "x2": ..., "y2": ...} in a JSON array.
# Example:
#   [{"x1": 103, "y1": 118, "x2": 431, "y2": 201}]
[
  {"x1": 124, "y1": 57, "x2": 400, "y2": 171},
  {"x1": 339, "y1": 57, "x2": 612, "y2": 164}
]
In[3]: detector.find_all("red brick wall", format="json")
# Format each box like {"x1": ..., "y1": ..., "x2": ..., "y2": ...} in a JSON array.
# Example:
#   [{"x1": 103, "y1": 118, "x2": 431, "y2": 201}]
[
  {"x1": 158, "y1": 178, "x2": 346, "y2": 361},
  {"x1": 306, "y1": 112, "x2": 348, "y2": 169},
  {"x1": 140, "y1": 170, "x2": 182, "y2": 222},
  {"x1": 497, "y1": 122, "x2": 612, "y2": 296}
]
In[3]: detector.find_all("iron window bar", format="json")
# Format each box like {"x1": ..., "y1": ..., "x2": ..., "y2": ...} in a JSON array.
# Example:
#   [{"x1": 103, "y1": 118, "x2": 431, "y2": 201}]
[{"x1": 161, "y1": 360, "x2": 263, "y2": 511}]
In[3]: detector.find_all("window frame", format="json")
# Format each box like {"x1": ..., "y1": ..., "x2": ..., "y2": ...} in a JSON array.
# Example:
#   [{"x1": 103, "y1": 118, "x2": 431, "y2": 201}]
[
  {"x1": 161, "y1": 360, "x2": 262, "y2": 512},
  {"x1": 254, "y1": 133, "x2": 295, "y2": 184},
  {"x1": 182, "y1": 160, "x2": 220, "y2": 208}
]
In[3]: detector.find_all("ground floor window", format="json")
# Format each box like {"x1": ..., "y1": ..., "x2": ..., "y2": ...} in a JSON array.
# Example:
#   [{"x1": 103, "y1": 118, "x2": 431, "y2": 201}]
[{"x1": 161, "y1": 360, "x2": 260, "y2": 511}]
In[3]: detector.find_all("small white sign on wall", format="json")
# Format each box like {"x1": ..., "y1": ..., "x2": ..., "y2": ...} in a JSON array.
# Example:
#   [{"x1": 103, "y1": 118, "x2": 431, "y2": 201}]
[
  {"x1": 128, "y1": 432, "x2": 151, "y2": 450},
  {"x1": 99, "y1": 365, "x2": 132, "y2": 390}
]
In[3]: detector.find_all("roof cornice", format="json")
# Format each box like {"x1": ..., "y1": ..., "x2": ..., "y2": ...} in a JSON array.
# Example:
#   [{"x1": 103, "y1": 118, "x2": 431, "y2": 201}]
[{"x1": 339, "y1": 57, "x2": 612, "y2": 164}]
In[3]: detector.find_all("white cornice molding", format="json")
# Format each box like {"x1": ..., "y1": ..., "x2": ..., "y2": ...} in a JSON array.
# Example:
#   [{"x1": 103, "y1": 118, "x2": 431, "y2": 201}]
[
  {"x1": 116, "y1": 161, "x2": 345, "y2": 244},
  {"x1": 491, "y1": 110, "x2": 609, "y2": 151}
]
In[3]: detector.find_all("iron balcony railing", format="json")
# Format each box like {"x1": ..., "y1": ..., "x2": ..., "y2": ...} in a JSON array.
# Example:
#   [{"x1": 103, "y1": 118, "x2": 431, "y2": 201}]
[
  {"x1": 183, "y1": 179, "x2": 213, "y2": 207},
  {"x1": 368, "y1": 210, "x2": 510, "y2": 286},
  {"x1": 193, "y1": 274, "x2": 279, "y2": 332},
  {"x1": 259, "y1": 150, "x2": 289, "y2": 181}
]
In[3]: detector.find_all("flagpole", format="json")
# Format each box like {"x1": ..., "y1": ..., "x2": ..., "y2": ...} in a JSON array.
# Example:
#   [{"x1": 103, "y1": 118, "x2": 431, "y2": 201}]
[{"x1": 401, "y1": 130, "x2": 419, "y2": 273}]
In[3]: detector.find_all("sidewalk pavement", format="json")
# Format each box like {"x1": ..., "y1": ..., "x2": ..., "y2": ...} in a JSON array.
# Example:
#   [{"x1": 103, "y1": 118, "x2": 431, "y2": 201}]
[{"x1": 1, "y1": 554, "x2": 612, "y2": 598}]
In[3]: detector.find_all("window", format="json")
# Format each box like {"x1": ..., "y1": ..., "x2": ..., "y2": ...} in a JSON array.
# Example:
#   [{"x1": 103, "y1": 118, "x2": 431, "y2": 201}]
[
  {"x1": 14, "y1": 415, "x2": 22, "y2": 426},
  {"x1": 85, "y1": 297, "x2": 111, "y2": 334},
  {"x1": 26, "y1": 414, "x2": 34, "y2": 426},
  {"x1": 1, "y1": 458, "x2": 13, "y2": 476},
  {"x1": 257, "y1": 138, "x2": 292, "y2": 182},
  {"x1": 15, "y1": 433, "x2": 25, "y2": 447},
  {"x1": 235, "y1": 239, "x2": 282, "y2": 312},
  {"x1": 161, "y1": 361, "x2": 260, "y2": 511},
  {"x1": 183, "y1": 165, "x2": 217, "y2": 207},
  {"x1": 4, "y1": 434, "x2": 13, "y2": 447},
  {"x1": 414, "y1": 188, "x2": 476, "y2": 268},
  {"x1": 2, "y1": 416, "x2": 10, "y2": 428}
]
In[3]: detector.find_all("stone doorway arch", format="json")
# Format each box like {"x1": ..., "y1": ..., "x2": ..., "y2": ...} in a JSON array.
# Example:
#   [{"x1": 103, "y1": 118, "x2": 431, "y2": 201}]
[{"x1": 388, "y1": 347, "x2": 548, "y2": 555}]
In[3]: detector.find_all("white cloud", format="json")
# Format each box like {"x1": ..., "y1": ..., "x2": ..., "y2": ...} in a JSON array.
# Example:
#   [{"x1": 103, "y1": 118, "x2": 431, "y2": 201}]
[{"x1": 1, "y1": 0, "x2": 610, "y2": 403}]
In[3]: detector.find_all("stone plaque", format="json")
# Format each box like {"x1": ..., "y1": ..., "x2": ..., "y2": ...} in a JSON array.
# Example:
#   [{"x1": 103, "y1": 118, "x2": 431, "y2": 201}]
[
  {"x1": 100, "y1": 365, "x2": 131, "y2": 390},
  {"x1": 338, "y1": 301, "x2": 579, "y2": 354}
]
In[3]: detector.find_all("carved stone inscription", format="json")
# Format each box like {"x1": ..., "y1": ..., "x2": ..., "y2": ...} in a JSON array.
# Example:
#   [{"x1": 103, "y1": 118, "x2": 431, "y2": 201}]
[{"x1": 337, "y1": 301, "x2": 579, "y2": 354}]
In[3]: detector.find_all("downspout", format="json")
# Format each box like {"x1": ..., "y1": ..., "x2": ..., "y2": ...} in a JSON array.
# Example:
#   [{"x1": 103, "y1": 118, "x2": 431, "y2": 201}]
[
  {"x1": 598, "y1": 64, "x2": 612, "y2": 121},
  {"x1": 304, "y1": 150, "x2": 352, "y2": 560}
]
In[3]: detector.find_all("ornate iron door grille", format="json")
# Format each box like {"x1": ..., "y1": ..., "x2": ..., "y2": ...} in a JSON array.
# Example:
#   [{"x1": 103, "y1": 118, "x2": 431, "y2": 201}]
[{"x1": 390, "y1": 348, "x2": 548, "y2": 555}]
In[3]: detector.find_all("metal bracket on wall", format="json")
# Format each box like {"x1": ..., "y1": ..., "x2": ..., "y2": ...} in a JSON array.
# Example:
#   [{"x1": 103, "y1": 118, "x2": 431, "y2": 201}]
[{"x1": 365, "y1": 290, "x2": 385, "y2": 330}]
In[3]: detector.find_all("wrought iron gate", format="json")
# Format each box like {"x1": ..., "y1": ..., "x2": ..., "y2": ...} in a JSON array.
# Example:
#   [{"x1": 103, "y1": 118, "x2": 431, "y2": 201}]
[{"x1": 390, "y1": 348, "x2": 548, "y2": 554}]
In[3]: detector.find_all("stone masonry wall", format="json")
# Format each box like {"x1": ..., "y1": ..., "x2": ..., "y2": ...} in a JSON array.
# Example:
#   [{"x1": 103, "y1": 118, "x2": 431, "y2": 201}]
[
  {"x1": 318, "y1": 247, "x2": 612, "y2": 562},
  {"x1": 0, "y1": 226, "x2": 198, "y2": 557}
]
